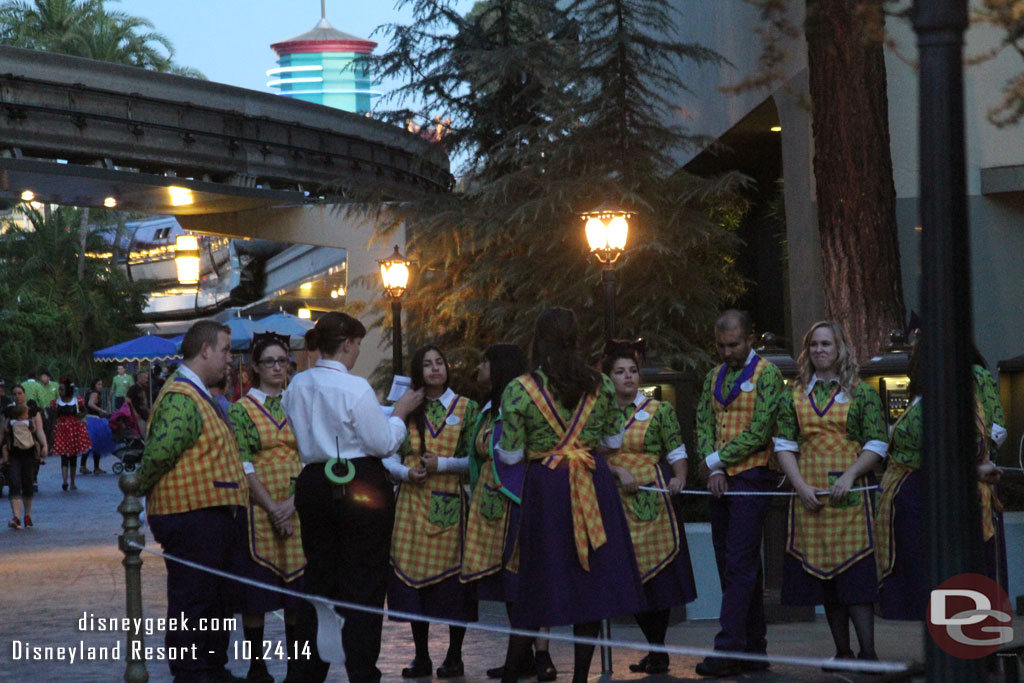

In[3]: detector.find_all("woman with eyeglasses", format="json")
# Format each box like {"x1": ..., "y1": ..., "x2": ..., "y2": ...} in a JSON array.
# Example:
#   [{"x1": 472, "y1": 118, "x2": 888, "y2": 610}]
[{"x1": 227, "y1": 332, "x2": 304, "y2": 683}]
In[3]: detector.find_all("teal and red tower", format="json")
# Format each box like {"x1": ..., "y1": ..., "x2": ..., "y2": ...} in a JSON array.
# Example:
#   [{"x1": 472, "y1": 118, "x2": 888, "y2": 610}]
[{"x1": 268, "y1": 8, "x2": 378, "y2": 113}]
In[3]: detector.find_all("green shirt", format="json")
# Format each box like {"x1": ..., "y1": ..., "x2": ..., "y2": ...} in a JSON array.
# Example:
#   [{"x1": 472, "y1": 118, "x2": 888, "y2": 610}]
[
  {"x1": 398, "y1": 393, "x2": 480, "y2": 461},
  {"x1": 695, "y1": 357, "x2": 785, "y2": 465},
  {"x1": 973, "y1": 365, "x2": 1006, "y2": 442},
  {"x1": 228, "y1": 394, "x2": 284, "y2": 463},
  {"x1": 499, "y1": 370, "x2": 622, "y2": 455},
  {"x1": 135, "y1": 373, "x2": 203, "y2": 495},
  {"x1": 617, "y1": 397, "x2": 685, "y2": 457},
  {"x1": 888, "y1": 398, "x2": 923, "y2": 468},
  {"x1": 776, "y1": 379, "x2": 888, "y2": 448},
  {"x1": 112, "y1": 373, "x2": 134, "y2": 398}
]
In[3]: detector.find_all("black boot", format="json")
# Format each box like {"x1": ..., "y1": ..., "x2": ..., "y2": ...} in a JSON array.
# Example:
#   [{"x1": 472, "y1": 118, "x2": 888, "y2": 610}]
[{"x1": 243, "y1": 625, "x2": 273, "y2": 683}]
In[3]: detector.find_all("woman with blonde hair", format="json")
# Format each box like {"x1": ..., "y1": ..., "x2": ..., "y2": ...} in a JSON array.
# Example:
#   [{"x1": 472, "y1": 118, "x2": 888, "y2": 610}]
[{"x1": 774, "y1": 321, "x2": 888, "y2": 667}]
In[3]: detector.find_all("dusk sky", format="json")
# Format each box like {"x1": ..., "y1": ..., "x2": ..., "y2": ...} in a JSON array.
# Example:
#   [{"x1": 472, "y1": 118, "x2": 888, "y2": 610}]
[{"x1": 116, "y1": 0, "x2": 476, "y2": 99}]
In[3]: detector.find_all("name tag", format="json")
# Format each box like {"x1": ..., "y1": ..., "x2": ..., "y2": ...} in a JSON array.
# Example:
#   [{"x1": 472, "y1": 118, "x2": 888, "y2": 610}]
[
  {"x1": 634, "y1": 410, "x2": 651, "y2": 421},
  {"x1": 740, "y1": 381, "x2": 755, "y2": 393},
  {"x1": 445, "y1": 414, "x2": 461, "y2": 426},
  {"x1": 835, "y1": 392, "x2": 850, "y2": 404}
]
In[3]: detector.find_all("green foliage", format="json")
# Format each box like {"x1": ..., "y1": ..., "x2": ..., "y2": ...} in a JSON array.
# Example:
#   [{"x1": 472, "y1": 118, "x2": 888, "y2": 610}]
[
  {"x1": 0, "y1": 0, "x2": 204, "y2": 76},
  {"x1": 0, "y1": 206, "x2": 146, "y2": 383},
  {"x1": 363, "y1": 0, "x2": 747, "y2": 381}
]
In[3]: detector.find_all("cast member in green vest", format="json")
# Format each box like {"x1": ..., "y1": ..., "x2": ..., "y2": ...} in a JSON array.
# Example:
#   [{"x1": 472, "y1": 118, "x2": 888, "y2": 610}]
[{"x1": 136, "y1": 320, "x2": 250, "y2": 683}]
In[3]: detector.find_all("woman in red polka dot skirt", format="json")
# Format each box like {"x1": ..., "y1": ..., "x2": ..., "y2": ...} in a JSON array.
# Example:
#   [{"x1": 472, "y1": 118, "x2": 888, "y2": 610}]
[{"x1": 51, "y1": 378, "x2": 92, "y2": 492}]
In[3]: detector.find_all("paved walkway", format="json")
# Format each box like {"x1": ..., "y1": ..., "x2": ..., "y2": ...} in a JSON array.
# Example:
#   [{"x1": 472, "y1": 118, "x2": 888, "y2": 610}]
[{"x1": 0, "y1": 454, "x2": 931, "y2": 681}]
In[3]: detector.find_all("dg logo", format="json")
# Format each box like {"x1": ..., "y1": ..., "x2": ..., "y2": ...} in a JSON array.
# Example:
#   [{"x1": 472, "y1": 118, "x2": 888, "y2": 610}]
[{"x1": 927, "y1": 573, "x2": 1014, "y2": 658}]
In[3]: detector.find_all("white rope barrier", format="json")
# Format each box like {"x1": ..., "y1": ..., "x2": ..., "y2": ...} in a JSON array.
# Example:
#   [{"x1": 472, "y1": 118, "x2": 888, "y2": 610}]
[
  {"x1": 128, "y1": 541, "x2": 909, "y2": 675},
  {"x1": 638, "y1": 485, "x2": 881, "y2": 497}
]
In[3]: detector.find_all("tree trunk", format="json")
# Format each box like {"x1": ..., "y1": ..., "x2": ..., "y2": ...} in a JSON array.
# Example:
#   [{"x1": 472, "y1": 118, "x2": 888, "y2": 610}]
[
  {"x1": 805, "y1": 0, "x2": 906, "y2": 360},
  {"x1": 77, "y1": 206, "x2": 89, "y2": 281}
]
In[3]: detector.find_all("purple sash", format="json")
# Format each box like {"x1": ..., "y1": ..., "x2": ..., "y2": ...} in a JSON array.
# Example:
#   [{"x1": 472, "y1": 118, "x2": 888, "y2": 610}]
[{"x1": 714, "y1": 355, "x2": 760, "y2": 407}]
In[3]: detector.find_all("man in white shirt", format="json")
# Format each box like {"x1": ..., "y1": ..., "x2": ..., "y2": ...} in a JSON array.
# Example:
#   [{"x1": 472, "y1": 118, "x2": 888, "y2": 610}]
[{"x1": 282, "y1": 312, "x2": 422, "y2": 683}]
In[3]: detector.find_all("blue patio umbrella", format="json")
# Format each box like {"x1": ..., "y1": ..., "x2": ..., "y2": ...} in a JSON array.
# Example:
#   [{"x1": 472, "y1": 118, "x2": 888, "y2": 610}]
[
  {"x1": 92, "y1": 335, "x2": 182, "y2": 362},
  {"x1": 253, "y1": 312, "x2": 314, "y2": 337},
  {"x1": 225, "y1": 317, "x2": 260, "y2": 351}
]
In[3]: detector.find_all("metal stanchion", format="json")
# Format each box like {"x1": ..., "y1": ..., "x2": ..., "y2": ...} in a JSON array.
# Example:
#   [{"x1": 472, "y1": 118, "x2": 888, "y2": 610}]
[
  {"x1": 600, "y1": 619, "x2": 613, "y2": 674},
  {"x1": 118, "y1": 473, "x2": 149, "y2": 683}
]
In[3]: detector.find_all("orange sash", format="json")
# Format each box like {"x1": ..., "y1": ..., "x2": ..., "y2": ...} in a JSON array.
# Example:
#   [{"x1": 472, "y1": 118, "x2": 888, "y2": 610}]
[{"x1": 520, "y1": 375, "x2": 604, "y2": 571}]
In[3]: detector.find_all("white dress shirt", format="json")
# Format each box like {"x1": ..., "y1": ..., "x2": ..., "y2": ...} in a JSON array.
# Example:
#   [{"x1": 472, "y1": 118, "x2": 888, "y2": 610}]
[
  {"x1": 281, "y1": 359, "x2": 408, "y2": 464},
  {"x1": 383, "y1": 387, "x2": 470, "y2": 481}
]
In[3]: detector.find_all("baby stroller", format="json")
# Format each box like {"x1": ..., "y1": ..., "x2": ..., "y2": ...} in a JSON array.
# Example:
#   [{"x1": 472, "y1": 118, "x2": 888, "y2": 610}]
[{"x1": 110, "y1": 435, "x2": 144, "y2": 475}]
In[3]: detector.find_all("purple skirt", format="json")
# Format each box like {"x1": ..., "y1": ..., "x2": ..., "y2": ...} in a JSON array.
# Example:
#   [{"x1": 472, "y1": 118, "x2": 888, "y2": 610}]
[
  {"x1": 782, "y1": 553, "x2": 879, "y2": 606},
  {"x1": 879, "y1": 470, "x2": 926, "y2": 620},
  {"x1": 388, "y1": 572, "x2": 478, "y2": 623},
  {"x1": 472, "y1": 503, "x2": 521, "y2": 603},
  {"x1": 507, "y1": 454, "x2": 645, "y2": 628},
  {"x1": 640, "y1": 495, "x2": 697, "y2": 612},
  {"x1": 240, "y1": 557, "x2": 305, "y2": 615}
]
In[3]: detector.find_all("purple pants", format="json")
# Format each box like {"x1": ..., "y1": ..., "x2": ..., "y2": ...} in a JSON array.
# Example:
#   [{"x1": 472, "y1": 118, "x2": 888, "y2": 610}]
[
  {"x1": 148, "y1": 506, "x2": 248, "y2": 682},
  {"x1": 709, "y1": 466, "x2": 777, "y2": 654}
]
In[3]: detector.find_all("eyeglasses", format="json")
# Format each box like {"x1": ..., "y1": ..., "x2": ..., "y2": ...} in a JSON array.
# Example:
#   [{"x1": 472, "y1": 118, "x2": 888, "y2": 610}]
[{"x1": 257, "y1": 358, "x2": 290, "y2": 368}]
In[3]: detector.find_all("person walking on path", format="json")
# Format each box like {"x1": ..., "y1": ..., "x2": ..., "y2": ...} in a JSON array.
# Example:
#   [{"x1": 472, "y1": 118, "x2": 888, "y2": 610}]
[
  {"x1": 135, "y1": 320, "x2": 250, "y2": 683},
  {"x1": 227, "y1": 332, "x2": 306, "y2": 683},
  {"x1": 3, "y1": 399, "x2": 44, "y2": 529},
  {"x1": 693, "y1": 310, "x2": 785, "y2": 678},
  {"x1": 282, "y1": 312, "x2": 423, "y2": 683},
  {"x1": 774, "y1": 320, "x2": 888, "y2": 669},
  {"x1": 51, "y1": 378, "x2": 91, "y2": 491}
]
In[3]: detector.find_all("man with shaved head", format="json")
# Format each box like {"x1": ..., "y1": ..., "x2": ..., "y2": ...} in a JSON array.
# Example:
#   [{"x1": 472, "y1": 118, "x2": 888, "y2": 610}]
[{"x1": 694, "y1": 310, "x2": 785, "y2": 677}]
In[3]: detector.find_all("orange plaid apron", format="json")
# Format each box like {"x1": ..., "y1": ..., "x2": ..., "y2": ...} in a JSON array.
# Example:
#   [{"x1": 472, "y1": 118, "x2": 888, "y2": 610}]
[
  {"x1": 713, "y1": 358, "x2": 775, "y2": 475},
  {"x1": 874, "y1": 400, "x2": 918, "y2": 581},
  {"x1": 786, "y1": 385, "x2": 875, "y2": 579},
  {"x1": 240, "y1": 395, "x2": 305, "y2": 581},
  {"x1": 520, "y1": 376, "x2": 604, "y2": 571},
  {"x1": 146, "y1": 376, "x2": 248, "y2": 514},
  {"x1": 391, "y1": 397, "x2": 471, "y2": 588},
  {"x1": 461, "y1": 411, "x2": 512, "y2": 581},
  {"x1": 607, "y1": 398, "x2": 680, "y2": 581}
]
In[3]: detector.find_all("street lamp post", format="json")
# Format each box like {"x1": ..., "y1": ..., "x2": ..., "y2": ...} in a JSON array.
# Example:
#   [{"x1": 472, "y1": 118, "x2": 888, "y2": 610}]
[
  {"x1": 579, "y1": 201, "x2": 632, "y2": 675},
  {"x1": 581, "y1": 201, "x2": 632, "y2": 341},
  {"x1": 378, "y1": 245, "x2": 412, "y2": 376}
]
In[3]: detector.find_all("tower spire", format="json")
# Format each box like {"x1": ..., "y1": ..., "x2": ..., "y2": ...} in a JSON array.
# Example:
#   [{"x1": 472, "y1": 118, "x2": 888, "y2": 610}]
[{"x1": 321, "y1": 0, "x2": 326, "y2": 20}]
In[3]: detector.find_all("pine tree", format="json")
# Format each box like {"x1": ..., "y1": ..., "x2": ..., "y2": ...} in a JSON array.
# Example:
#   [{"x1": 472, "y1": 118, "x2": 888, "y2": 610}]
[{"x1": 365, "y1": 0, "x2": 746, "y2": 373}]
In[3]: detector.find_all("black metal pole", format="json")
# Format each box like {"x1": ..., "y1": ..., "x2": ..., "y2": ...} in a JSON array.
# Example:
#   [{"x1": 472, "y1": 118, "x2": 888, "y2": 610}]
[
  {"x1": 392, "y1": 299, "x2": 403, "y2": 376},
  {"x1": 914, "y1": 1, "x2": 984, "y2": 680},
  {"x1": 602, "y1": 267, "x2": 616, "y2": 341}
]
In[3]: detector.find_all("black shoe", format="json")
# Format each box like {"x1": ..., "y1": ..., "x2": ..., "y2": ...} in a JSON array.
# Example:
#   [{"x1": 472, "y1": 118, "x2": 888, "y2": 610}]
[
  {"x1": 486, "y1": 664, "x2": 507, "y2": 679},
  {"x1": 201, "y1": 669, "x2": 248, "y2": 683},
  {"x1": 695, "y1": 655, "x2": 744, "y2": 678},
  {"x1": 246, "y1": 658, "x2": 274, "y2": 683},
  {"x1": 822, "y1": 651, "x2": 856, "y2": 673},
  {"x1": 534, "y1": 650, "x2": 557, "y2": 681},
  {"x1": 858, "y1": 651, "x2": 883, "y2": 676},
  {"x1": 630, "y1": 652, "x2": 669, "y2": 674},
  {"x1": 402, "y1": 656, "x2": 432, "y2": 678},
  {"x1": 436, "y1": 657, "x2": 464, "y2": 678},
  {"x1": 740, "y1": 656, "x2": 770, "y2": 672}
]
